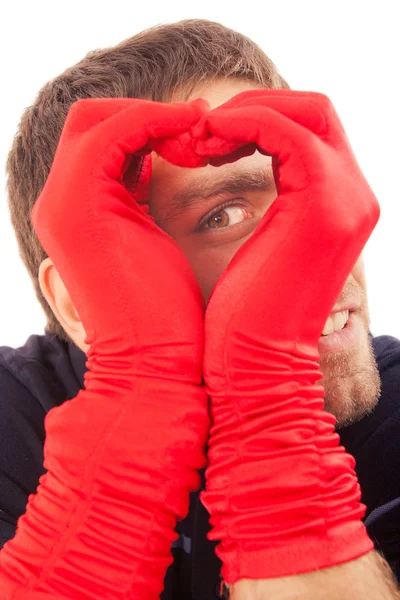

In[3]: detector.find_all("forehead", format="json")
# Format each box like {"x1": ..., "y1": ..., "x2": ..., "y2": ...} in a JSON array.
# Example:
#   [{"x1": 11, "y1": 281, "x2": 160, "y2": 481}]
[
  {"x1": 184, "y1": 78, "x2": 263, "y2": 109},
  {"x1": 151, "y1": 151, "x2": 271, "y2": 195}
]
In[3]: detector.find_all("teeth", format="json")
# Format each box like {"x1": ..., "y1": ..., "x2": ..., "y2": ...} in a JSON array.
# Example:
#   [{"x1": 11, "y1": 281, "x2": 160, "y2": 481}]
[{"x1": 321, "y1": 310, "x2": 349, "y2": 336}]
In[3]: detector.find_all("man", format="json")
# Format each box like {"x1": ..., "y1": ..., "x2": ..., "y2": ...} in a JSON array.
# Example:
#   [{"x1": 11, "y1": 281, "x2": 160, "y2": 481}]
[{"x1": 1, "y1": 18, "x2": 399, "y2": 599}]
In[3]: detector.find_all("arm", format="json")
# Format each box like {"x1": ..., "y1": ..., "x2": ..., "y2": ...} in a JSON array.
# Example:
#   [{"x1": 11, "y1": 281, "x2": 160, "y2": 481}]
[
  {"x1": 193, "y1": 90, "x2": 384, "y2": 596},
  {"x1": 0, "y1": 98, "x2": 210, "y2": 599},
  {"x1": 230, "y1": 551, "x2": 400, "y2": 599}
]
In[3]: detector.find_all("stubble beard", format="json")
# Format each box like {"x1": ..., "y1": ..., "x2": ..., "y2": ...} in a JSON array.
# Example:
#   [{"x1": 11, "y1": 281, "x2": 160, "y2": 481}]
[{"x1": 318, "y1": 285, "x2": 382, "y2": 429}]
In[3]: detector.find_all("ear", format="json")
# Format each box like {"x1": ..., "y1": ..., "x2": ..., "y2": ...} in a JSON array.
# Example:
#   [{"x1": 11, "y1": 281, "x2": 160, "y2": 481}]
[{"x1": 38, "y1": 258, "x2": 89, "y2": 353}]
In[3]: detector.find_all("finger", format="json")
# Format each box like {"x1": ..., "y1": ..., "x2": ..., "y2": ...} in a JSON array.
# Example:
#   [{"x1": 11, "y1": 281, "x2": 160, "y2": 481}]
[
  {"x1": 64, "y1": 98, "x2": 209, "y2": 178},
  {"x1": 202, "y1": 89, "x2": 331, "y2": 138},
  {"x1": 151, "y1": 130, "x2": 209, "y2": 169},
  {"x1": 121, "y1": 154, "x2": 152, "y2": 207},
  {"x1": 193, "y1": 105, "x2": 315, "y2": 191},
  {"x1": 61, "y1": 98, "x2": 143, "y2": 140},
  {"x1": 208, "y1": 143, "x2": 258, "y2": 167}
]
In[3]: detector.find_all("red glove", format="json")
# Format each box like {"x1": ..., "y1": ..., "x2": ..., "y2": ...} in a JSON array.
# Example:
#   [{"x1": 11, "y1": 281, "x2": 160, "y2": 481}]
[
  {"x1": 0, "y1": 98, "x2": 210, "y2": 599},
  {"x1": 192, "y1": 90, "x2": 380, "y2": 583}
]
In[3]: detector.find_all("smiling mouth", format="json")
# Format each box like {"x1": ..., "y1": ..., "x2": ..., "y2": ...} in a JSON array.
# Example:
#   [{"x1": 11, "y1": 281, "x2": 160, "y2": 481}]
[
  {"x1": 318, "y1": 310, "x2": 363, "y2": 355},
  {"x1": 321, "y1": 310, "x2": 350, "y2": 336}
]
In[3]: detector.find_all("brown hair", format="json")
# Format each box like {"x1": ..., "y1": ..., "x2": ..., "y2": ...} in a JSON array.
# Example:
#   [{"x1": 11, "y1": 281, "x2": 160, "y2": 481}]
[{"x1": 6, "y1": 19, "x2": 290, "y2": 343}]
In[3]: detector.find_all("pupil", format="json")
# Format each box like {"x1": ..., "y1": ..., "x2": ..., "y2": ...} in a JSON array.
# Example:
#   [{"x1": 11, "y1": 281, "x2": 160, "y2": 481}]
[{"x1": 208, "y1": 211, "x2": 229, "y2": 229}]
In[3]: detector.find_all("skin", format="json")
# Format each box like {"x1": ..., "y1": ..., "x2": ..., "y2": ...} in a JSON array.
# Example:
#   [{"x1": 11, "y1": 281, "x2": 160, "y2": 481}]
[{"x1": 38, "y1": 78, "x2": 381, "y2": 428}]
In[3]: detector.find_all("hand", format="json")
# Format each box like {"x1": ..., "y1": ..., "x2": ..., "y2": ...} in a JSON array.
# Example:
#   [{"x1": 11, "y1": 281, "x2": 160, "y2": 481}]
[
  {"x1": 192, "y1": 89, "x2": 380, "y2": 583},
  {"x1": 0, "y1": 98, "x2": 210, "y2": 600}
]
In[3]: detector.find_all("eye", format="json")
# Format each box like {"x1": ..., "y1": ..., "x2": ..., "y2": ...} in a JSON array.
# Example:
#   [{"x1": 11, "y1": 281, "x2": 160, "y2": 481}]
[{"x1": 201, "y1": 201, "x2": 253, "y2": 231}]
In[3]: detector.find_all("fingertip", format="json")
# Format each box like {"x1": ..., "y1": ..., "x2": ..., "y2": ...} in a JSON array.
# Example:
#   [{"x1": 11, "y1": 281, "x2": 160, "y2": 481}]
[{"x1": 190, "y1": 97, "x2": 211, "y2": 116}]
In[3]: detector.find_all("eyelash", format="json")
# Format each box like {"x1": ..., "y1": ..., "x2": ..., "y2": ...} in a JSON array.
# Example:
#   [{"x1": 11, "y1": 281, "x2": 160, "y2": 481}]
[{"x1": 198, "y1": 199, "x2": 253, "y2": 232}]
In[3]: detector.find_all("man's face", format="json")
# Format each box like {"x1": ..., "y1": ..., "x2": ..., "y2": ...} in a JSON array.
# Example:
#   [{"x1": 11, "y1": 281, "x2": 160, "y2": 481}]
[{"x1": 149, "y1": 79, "x2": 381, "y2": 427}]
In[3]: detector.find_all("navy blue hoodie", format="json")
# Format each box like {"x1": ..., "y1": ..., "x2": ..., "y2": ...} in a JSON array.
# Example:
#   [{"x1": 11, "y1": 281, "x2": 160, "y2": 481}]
[{"x1": 0, "y1": 331, "x2": 399, "y2": 598}]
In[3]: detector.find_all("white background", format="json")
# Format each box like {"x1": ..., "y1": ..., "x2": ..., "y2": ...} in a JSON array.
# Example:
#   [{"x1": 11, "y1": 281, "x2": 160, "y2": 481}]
[{"x1": 1, "y1": 0, "x2": 399, "y2": 348}]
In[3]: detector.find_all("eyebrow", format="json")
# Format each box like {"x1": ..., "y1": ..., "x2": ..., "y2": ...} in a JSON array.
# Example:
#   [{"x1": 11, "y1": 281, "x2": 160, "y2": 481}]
[{"x1": 164, "y1": 165, "x2": 275, "y2": 222}]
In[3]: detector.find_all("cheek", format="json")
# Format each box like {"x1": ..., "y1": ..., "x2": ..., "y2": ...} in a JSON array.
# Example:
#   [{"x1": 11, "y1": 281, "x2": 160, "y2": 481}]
[
  {"x1": 189, "y1": 246, "x2": 366, "y2": 304},
  {"x1": 179, "y1": 237, "x2": 252, "y2": 303},
  {"x1": 144, "y1": 210, "x2": 231, "y2": 302},
  {"x1": 351, "y1": 254, "x2": 367, "y2": 290}
]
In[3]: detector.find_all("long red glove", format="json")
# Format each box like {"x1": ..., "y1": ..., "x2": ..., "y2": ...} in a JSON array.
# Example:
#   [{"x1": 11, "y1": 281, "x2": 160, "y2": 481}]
[
  {"x1": 192, "y1": 89, "x2": 380, "y2": 583},
  {"x1": 0, "y1": 98, "x2": 210, "y2": 599}
]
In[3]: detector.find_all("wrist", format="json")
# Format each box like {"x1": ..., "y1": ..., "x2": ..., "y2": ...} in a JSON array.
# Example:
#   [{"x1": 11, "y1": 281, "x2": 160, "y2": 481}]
[
  {"x1": 226, "y1": 551, "x2": 399, "y2": 600},
  {"x1": 202, "y1": 374, "x2": 370, "y2": 580}
]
